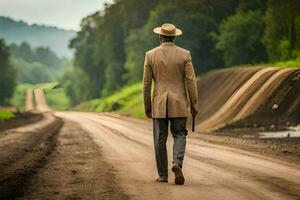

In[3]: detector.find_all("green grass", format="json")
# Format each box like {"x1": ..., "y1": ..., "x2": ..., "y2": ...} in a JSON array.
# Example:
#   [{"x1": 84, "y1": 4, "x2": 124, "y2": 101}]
[
  {"x1": 274, "y1": 60, "x2": 300, "y2": 68},
  {"x1": 10, "y1": 83, "x2": 33, "y2": 109},
  {"x1": 10, "y1": 82, "x2": 70, "y2": 110},
  {"x1": 35, "y1": 81, "x2": 70, "y2": 110},
  {"x1": 44, "y1": 87, "x2": 70, "y2": 110},
  {"x1": 0, "y1": 111, "x2": 15, "y2": 120},
  {"x1": 35, "y1": 81, "x2": 60, "y2": 90},
  {"x1": 76, "y1": 83, "x2": 144, "y2": 117}
]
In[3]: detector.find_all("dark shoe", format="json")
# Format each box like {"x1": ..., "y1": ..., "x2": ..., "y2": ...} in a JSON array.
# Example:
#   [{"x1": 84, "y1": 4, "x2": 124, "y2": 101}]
[
  {"x1": 172, "y1": 163, "x2": 185, "y2": 185},
  {"x1": 156, "y1": 176, "x2": 168, "y2": 183}
]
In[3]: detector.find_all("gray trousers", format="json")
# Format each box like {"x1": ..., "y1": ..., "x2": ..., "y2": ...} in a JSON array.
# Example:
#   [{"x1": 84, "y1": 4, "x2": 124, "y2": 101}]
[{"x1": 153, "y1": 117, "x2": 188, "y2": 177}]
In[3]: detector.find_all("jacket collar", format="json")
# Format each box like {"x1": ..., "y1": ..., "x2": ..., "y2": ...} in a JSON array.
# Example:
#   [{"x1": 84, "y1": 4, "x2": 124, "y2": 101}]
[{"x1": 160, "y1": 41, "x2": 176, "y2": 47}]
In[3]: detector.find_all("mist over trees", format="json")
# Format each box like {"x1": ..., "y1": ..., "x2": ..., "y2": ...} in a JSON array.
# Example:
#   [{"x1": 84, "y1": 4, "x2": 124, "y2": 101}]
[
  {"x1": 0, "y1": 39, "x2": 16, "y2": 105},
  {"x1": 10, "y1": 42, "x2": 68, "y2": 84},
  {"x1": 65, "y1": 0, "x2": 300, "y2": 104},
  {"x1": 0, "y1": 16, "x2": 75, "y2": 58}
]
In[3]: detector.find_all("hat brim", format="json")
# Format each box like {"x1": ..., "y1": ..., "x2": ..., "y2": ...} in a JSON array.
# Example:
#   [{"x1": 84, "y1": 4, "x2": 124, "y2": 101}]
[{"x1": 153, "y1": 27, "x2": 182, "y2": 36}]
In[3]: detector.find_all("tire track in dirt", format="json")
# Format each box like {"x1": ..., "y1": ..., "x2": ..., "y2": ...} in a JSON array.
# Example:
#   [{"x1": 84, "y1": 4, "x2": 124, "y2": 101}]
[
  {"x1": 186, "y1": 150, "x2": 300, "y2": 199},
  {"x1": 0, "y1": 114, "x2": 57, "y2": 167},
  {"x1": 0, "y1": 114, "x2": 62, "y2": 199},
  {"x1": 21, "y1": 120, "x2": 128, "y2": 200}
]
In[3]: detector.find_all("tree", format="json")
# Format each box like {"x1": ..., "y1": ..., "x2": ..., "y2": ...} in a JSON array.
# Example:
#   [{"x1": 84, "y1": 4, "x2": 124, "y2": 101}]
[
  {"x1": 34, "y1": 47, "x2": 62, "y2": 68},
  {"x1": 238, "y1": 0, "x2": 266, "y2": 12},
  {"x1": 124, "y1": 0, "x2": 239, "y2": 82},
  {"x1": 0, "y1": 39, "x2": 16, "y2": 104},
  {"x1": 67, "y1": 0, "x2": 300, "y2": 106},
  {"x1": 124, "y1": 28, "x2": 151, "y2": 83},
  {"x1": 11, "y1": 57, "x2": 52, "y2": 84},
  {"x1": 10, "y1": 42, "x2": 63, "y2": 69},
  {"x1": 214, "y1": 10, "x2": 267, "y2": 66},
  {"x1": 70, "y1": 0, "x2": 159, "y2": 98},
  {"x1": 264, "y1": 0, "x2": 300, "y2": 61},
  {"x1": 59, "y1": 66, "x2": 92, "y2": 106},
  {"x1": 10, "y1": 42, "x2": 67, "y2": 83}
]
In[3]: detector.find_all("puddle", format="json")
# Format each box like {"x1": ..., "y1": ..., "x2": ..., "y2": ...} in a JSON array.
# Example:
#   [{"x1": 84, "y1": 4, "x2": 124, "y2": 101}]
[{"x1": 258, "y1": 131, "x2": 300, "y2": 139}]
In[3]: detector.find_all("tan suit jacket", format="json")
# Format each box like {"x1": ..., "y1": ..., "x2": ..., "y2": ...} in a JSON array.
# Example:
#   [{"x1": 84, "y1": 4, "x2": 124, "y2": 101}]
[{"x1": 142, "y1": 42, "x2": 198, "y2": 118}]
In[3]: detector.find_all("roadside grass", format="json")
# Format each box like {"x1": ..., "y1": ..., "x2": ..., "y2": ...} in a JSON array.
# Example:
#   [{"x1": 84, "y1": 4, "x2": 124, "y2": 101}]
[
  {"x1": 10, "y1": 83, "x2": 33, "y2": 109},
  {"x1": 36, "y1": 81, "x2": 70, "y2": 110},
  {"x1": 75, "y1": 76, "x2": 202, "y2": 118},
  {"x1": 44, "y1": 87, "x2": 70, "y2": 110},
  {"x1": 75, "y1": 83, "x2": 144, "y2": 117},
  {"x1": 10, "y1": 82, "x2": 70, "y2": 110},
  {"x1": 274, "y1": 60, "x2": 300, "y2": 68},
  {"x1": 35, "y1": 81, "x2": 60, "y2": 90},
  {"x1": 229, "y1": 60, "x2": 300, "y2": 69},
  {"x1": 0, "y1": 111, "x2": 15, "y2": 120}
]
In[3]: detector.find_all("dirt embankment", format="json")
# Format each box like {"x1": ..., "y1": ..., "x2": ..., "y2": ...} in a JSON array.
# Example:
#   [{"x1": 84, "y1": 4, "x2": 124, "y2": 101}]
[
  {"x1": 196, "y1": 67, "x2": 300, "y2": 132},
  {"x1": 196, "y1": 67, "x2": 260, "y2": 122}
]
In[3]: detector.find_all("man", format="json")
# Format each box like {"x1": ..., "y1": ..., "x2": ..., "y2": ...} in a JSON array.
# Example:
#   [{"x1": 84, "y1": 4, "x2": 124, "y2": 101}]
[{"x1": 142, "y1": 23, "x2": 198, "y2": 185}]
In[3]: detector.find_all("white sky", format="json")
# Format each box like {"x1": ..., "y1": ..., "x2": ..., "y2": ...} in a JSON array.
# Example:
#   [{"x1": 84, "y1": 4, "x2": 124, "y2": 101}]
[{"x1": 0, "y1": 0, "x2": 112, "y2": 30}]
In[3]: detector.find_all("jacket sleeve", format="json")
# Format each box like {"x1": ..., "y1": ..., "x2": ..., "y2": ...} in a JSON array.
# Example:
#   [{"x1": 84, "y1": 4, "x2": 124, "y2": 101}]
[
  {"x1": 184, "y1": 52, "x2": 198, "y2": 109},
  {"x1": 142, "y1": 52, "x2": 153, "y2": 111}
]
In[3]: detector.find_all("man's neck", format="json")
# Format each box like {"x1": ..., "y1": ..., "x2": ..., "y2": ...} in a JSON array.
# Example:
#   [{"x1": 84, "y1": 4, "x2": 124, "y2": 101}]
[{"x1": 162, "y1": 40, "x2": 174, "y2": 43}]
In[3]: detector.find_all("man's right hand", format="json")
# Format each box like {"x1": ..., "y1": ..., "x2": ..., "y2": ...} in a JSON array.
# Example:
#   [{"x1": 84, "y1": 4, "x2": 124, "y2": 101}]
[
  {"x1": 145, "y1": 109, "x2": 152, "y2": 119},
  {"x1": 191, "y1": 106, "x2": 198, "y2": 116}
]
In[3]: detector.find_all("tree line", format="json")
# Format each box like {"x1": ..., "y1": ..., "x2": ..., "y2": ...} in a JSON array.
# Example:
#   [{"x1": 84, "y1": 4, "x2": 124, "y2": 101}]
[
  {"x1": 0, "y1": 40, "x2": 68, "y2": 104},
  {"x1": 10, "y1": 42, "x2": 68, "y2": 84},
  {"x1": 0, "y1": 39, "x2": 15, "y2": 105},
  {"x1": 64, "y1": 0, "x2": 300, "y2": 106},
  {"x1": 1, "y1": 0, "x2": 298, "y2": 106}
]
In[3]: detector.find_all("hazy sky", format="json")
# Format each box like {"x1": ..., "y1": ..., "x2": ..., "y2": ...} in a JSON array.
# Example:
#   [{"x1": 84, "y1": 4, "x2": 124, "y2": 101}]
[{"x1": 0, "y1": 0, "x2": 112, "y2": 30}]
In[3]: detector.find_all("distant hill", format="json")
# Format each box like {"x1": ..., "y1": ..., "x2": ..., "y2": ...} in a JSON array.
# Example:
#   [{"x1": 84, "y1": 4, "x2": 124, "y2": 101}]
[{"x1": 0, "y1": 16, "x2": 75, "y2": 58}]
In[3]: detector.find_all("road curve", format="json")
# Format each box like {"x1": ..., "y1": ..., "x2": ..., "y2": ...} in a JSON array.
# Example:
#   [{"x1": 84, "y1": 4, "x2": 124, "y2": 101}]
[
  {"x1": 34, "y1": 88, "x2": 51, "y2": 112},
  {"x1": 56, "y1": 111, "x2": 300, "y2": 200}
]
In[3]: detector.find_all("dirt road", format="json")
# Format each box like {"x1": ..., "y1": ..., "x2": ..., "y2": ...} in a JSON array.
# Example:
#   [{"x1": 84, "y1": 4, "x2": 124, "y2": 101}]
[
  {"x1": 56, "y1": 111, "x2": 300, "y2": 200},
  {"x1": 2, "y1": 86, "x2": 298, "y2": 200}
]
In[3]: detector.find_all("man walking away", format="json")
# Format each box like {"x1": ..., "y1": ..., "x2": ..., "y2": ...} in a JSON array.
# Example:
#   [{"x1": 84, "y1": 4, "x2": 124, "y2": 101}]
[{"x1": 142, "y1": 23, "x2": 198, "y2": 185}]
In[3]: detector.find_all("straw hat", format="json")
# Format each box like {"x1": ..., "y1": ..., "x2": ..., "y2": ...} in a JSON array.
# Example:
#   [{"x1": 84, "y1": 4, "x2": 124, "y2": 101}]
[{"x1": 153, "y1": 23, "x2": 182, "y2": 36}]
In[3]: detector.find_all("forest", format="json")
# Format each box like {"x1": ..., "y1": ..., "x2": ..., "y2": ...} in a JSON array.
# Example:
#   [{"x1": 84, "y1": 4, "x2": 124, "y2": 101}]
[
  {"x1": 0, "y1": 39, "x2": 15, "y2": 104},
  {"x1": 1, "y1": 0, "x2": 300, "y2": 106},
  {"x1": 10, "y1": 42, "x2": 68, "y2": 84},
  {"x1": 62, "y1": 0, "x2": 300, "y2": 105},
  {"x1": 0, "y1": 40, "x2": 68, "y2": 104}
]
